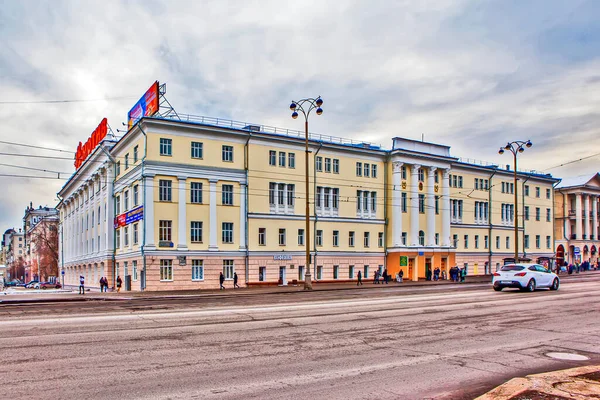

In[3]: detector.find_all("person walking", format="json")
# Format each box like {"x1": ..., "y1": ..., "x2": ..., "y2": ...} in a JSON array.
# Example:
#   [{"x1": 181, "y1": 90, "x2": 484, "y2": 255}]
[
  {"x1": 233, "y1": 272, "x2": 240, "y2": 289},
  {"x1": 103, "y1": 277, "x2": 109, "y2": 292},
  {"x1": 357, "y1": 270, "x2": 363, "y2": 286},
  {"x1": 460, "y1": 267, "x2": 466, "y2": 283},
  {"x1": 399, "y1": 269, "x2": 404, "y2": 283},
  {"x1": 219, "y1": 272, "x2": 225, "y2": 290},
  {"x1": 383, "y1": 269, "x2": 389, "y2": 284},
  {"x1": 116, "y1": 276, "x2": 123, "y2": 293},
  {"x1": 99, "y1": 277, "x2": 104, "y2": 292},
  {"x1": 79, "y1": 275, "x2": 85, "y2": 295},
  {"x1": 433, "y1": 267, "x2": 440, "y2": 281}
]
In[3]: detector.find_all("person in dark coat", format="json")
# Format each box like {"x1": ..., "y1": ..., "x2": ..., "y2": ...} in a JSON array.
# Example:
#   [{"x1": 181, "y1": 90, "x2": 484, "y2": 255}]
[
  {"x1": 399, "y1": 269, "x2": 404, "y2": 283},
  {"x1": 383, "y1": 269, "x2": 389, "y2": 284},
  {"x1": 233, "y1": 272, "x2": 240, "y2": 289},
  {"x1": 219, "y1": 272, "x2": 225, "y2": 290},
  {"x1": 357, "y1": 270, "x2": 363, "y2": 286},
  {"x1": 433, "y1": 267, "x2": 440, "y2": 281},
  {"x1": 116, "y1": 276, "x2": 123, "y2": 292},
  {"x1": 79, "y1": 275, "x2": 85, "y2": 295}
]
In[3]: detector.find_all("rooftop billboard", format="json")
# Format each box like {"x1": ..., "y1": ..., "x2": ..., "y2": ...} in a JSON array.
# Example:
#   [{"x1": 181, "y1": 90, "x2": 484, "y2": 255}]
[{"x1": 127, "y1": 81, "x2": 159, "y2": 129}]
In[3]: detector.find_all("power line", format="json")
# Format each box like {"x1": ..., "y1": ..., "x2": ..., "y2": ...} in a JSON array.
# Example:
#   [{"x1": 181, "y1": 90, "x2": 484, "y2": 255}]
[
  {"x1": 0, "y1": 163, "x2": 70, "y2": 175},
  {"x1": 0, "y1": 96, "x2": 135, "y2": 105},
  {"x1": 0, "y1": 140, "x2": 73, "y2": 154},
  {"x1": 545, "y1": 152, "x2": 600, "y2": 171}
]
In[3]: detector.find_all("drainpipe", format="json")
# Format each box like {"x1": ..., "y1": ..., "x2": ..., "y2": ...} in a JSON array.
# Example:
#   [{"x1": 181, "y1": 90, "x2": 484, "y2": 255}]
[
  {"x1": 488, "y1": 167, "x2": 498, "y2": 272},
  {"x1": 243, "y1": 132, "x2": 252, "y2": 285},
  {"x1": 313, "y1": 142, "x2": 323, "y2": 279},
  {"x1": 521, "y1": 175, "x2": 531, "y2": 261}
]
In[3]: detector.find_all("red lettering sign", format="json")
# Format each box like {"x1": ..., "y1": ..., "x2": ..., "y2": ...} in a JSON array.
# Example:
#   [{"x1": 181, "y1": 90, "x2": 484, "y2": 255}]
[{"x1": 74, "y1": 118, "x2": 108, "y2": 169}]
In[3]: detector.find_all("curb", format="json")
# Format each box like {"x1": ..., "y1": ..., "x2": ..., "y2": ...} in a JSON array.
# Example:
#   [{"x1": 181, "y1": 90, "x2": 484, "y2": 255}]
[{"x1": 476, "y1": 365, "x2": 600, "y2": 399}]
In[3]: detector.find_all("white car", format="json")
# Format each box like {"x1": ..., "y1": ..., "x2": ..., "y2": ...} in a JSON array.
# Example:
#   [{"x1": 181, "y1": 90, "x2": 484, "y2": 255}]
[{"x1": 493, "y1": 263, "x2": 559, "y2": 292}]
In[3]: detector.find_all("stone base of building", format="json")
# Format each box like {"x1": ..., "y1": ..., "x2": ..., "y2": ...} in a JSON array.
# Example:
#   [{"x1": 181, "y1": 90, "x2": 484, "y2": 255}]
[{"x1": 62, "y1": 258, "x2": 114, "y2": 289}]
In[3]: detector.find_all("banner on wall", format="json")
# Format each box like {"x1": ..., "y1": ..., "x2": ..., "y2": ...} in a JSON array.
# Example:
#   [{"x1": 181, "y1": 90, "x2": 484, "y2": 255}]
[
  {"x1": 114, "y1": 205, "x2": 144, "y2": 229},
  {"x1": 127, "y1": 81, "x2": 159, "y2": 128}
]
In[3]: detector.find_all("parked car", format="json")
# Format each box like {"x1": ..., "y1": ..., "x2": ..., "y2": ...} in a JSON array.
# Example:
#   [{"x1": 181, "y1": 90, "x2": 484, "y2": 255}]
[
  {"x1": 4, "y1": 279, "x2": 23, "y2": 287},
  {"x1": 37, "y1": 282, "x2": 62, "y2": 289},
  {"x1": 24, "y1": 280, "x2": 39, "y2": 288},
  {"x1": 493, "y1": 264, "x2": 559, "y2": 292}
]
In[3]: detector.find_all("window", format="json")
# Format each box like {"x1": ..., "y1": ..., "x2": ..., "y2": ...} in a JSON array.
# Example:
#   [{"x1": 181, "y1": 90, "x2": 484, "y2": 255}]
[
  {"x1": 192, "y1": 260, "x2": 204, "y2": 281},
  {"x1": 484, "y1": 235, "x2": 489, "y2": 249},
  {"x1": 115, "y1": 161, "x2": 121, "y2": 176},
  {"x1": 524, "y1": 185, "x2": 529, "y2": 196},
  {"x1": 349, "y1": 265, "x2": 355, "y2": 279},
  {"x1": 269, "y1": 150, "x2": 276, "y2": 166},
  {"x1": 298, "y1": 229, "x2": 304, "y2": 246},
  {"x1": 546, "y1": 235, "x2": 551, "y2": 249},
  {"x1": 160, "y1": 138, "x2": 172, "y2": 156},
  {"x1": 496, "y1": 236, "x2": 500, "y2": 249},
  {"x1": 124, "y1": 190, "x2": 129, "y2": 211},
  {"x1": 502, "y1": 204, "x2": 514, "y2": 222},
  {"x1": 279, "y1": 151, "x2": 286, "y2": 167},
  {"x1": 159, "y1": 220, "x2": 172, "y2": 242},
  {"x1": 401, "y1": 166, "x2": 407, "y2": 180},
  {"x1": 435, "y1": 196, "x2": 439, "y2": 215},
  {"x1": 474, "y1": 201, "x2": 489, "y2": 222},
  {"x1": 418, "y1": 168, "x2": 424, "y2": 182},
  {"x1": 546, "y1": 188, "x2": 551, "y2": 199},
  {"x1": 258, "y1": 228, "x2": 266, "y2": 246},
  {"x1": 114, "y1": 228, "x2": 119, "y2": 248},
  {"x1": 506, "y1": 236, "x2": 510, "y2": 249},
  {"x1": 132, "y1": 260, "x2": 138, "y2": 281},
  {"x1": 222, "y1": 222, "x2": 233, "y2": 243},
  {"x1": 452, "y1": 234, "x2": 458, "y2": 247},
  {"x1": 278, "y1": 228, "x2": 286, "y2": 246},
  {"x1": 524, "y1": 235, "x2": 530, "y2": 249},
  {"x1": 191, "y1": 142, "x2": 203, "y2": 159},
  {"x1": 451, "y1": 199, "x2": 463, "y2": 222},
  {"x1": 435, "y1": 233, "x2": 439, "y2": 245},
  {"x1": 325, "y1": 158, "x2": 331, "y2": 172},
  {"x1": 401, "y1": 192, "x2": 407, "y2": 213},
  {"x1": 316, "y1": 230, "x2": 323, "y2": 246},
  {"x1": 535, "y1": 207, "x2": 540, "y2": 221},
  {"x1": 333, "y1": 159, "x2": 339, "y2": 174},
  {"x1": 124, "y1": 226, "x2": 129, "y2": 246},
  {"x1": 160, "y1": 259, "x2": 173, "y2": 281},
  {"x1": 333, "y1": 230, "x2": 339, "y2": 247},
  {"x1": 191, "y1": 182, "x2": 203, "y2": 204},
  {"x1": 356, "y1": 162, "x2": 362, "y2": 176},
  {"x1": 91, "y1": 211, "x2": 94, "y2": 226},
  {"x1": 402, "y1": 232, "x2": 407, "y2": 245},
  {"x1": 546, "y1": 208, "x2": 551, "y2": 222},
  {"x1": 223, "y1": 260, "x2": 234, "y2": 280},
  {"x1": 259, "y1": 266, "x2": 266, "y2": 282},
  {"x1": 349, "y1": 231, "x2": 355, "y2": 247},
  {"x1": 159, "y1": 180, "x2": 172, "y2": 202},
  {"x1": 378, "y1": 232, "x2": 384, "y2": 247},
  {"x1": 419, "y1": 230, "x2": 425, "y2": 246},
  {"x1": 125, "y1": 153, "x2": 129, "y2": 170},
  {"x1": 535, "y1": 235, "x2": 540, "y2": 249},
  {"x1": 287, "y1": 185, "x2": 295, "y2": 206},
  {"x1": 463, "y1": 235, "x2": 469, "y2": 249},
  {"x1": 288, "y1": 153, "x2": 295, "y2": 168},
  {"x1": 133, "y1": 145, "x2": 138, "y2": 163},
  {"x1": 364, "y1": 232, "x2": 370, "y2": 247},
  {"x1": 535, "y1": 187, "x2": 540, "y2": 198},
  {"x1": 364, "y1": 163, "x2": 370, "y2": 177},
  {"x1": 191, "y1": 221, "x2": 203, "y2": 243},
  {"x1": 474, "y1": 235, "x2": 479, "y2": 249},
  {"x1": 458, "y1": 176, "x2": 463, "y2": 188},
  {"x1": 98, "y1": 206, "x2": 101, "y2": 225},
  {"x1": 524, "y1": 206, "x2": 530, "y2": 221},
  {"x1": 316, "y1": 156, "x2": 323, "y2": 172},
  {"x1": 333, "y1": 265, "x2": 339, "y2": 280},
  {"x1": 222, "y1": 184, "x2": 233, "y2": 205},
  {"x1": 364, "y1": 266, "x2": 369, "y2": 279},
  {"x1": 133, "y1": 185, "x2": 139, "y2": 206},
  {"x1": 116, "y1": 196, "x2": 121, "y2": 215},
  {"x1": 133, "y1": 223, "x2": 139, "y2": 244},
  {"x1": 222, "y1": 145, "x2": 233, "y2": 162},
  {"x1": 356, "y1": 190, "x2": 377, "y2": 215},
  {"x1": 372, "y1": 164, "x2": 377, "y2": 178},
  {"x1": 419, "y1": 194, "x2": 425, "y2": 213},
  {"x1": 317, "y1": 266, "x2": 323, "y2": 280}
]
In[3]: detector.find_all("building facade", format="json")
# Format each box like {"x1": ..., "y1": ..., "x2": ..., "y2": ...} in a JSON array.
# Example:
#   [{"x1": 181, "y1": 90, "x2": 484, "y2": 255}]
[
  {"x1": 23, "y1": 204, "x2": 59, "y2": 281},
  {"x1": 58, "y1": 113, "x2": 561, "y2": 291},
  {"x1": 4, "y1": 228, "x2": 24, "y2": 281},
  {"x1": 554, "y1": 174, "x2": 600, "y2": 265}
]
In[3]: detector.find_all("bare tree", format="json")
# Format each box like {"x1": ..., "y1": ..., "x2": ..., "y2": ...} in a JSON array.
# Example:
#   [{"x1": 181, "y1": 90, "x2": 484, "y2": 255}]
[{"x1": 30, "y1": 221, "x2": 59, "y2": 281}]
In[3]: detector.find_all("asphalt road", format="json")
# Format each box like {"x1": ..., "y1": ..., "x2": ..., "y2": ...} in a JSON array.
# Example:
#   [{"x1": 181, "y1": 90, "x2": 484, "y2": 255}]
[{"x1": 1, "y1": 274, "x2": 599, "y2": 400}]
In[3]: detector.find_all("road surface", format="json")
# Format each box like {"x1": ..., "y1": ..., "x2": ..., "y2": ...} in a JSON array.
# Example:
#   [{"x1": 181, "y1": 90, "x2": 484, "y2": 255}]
[{"x1": 1, "y1": 274, "x2": 599, "y2": 399}]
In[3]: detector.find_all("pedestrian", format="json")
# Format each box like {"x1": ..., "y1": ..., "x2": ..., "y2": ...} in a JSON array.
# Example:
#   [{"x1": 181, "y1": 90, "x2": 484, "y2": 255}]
[
  {"x1": 219, "y1": 272, "x2": 225, "y2": 290},
  {"x1": 460, "y1": 267, "x2": 466, "y2": 283},
  {"x1": 99, "y1": 277, "x2": 104, "y2": 292},
  {"x1": 79, "y1": 275, "x2": 85, "y2": 295},
  {"x1": 383, "y1": 269, "x2": 389, "y2": 284},
  {"x1": 103, "y1": 277, "x2": 109, "y2": 292},
  {"x1": 399, "y1": 269, "x2": 404, "y2": 283},
  {"x1": 116, "y1": 276, "x2": 122, "y2": 292},
  {"x1": 357, "y1": 270, "x2": 363, "y2": 286},
  {"x1": 433, "y1": 267, "x2": 440, "y2": 281},
  {"x1": 426, "y1": 268, "x2": 432, "y2": 281},
  {"x1": 233, "y1": 272, "x2": 240, "y2": 289},
  {"x1": 441, "y1": 269, "x2": 447, "y2": 281}
]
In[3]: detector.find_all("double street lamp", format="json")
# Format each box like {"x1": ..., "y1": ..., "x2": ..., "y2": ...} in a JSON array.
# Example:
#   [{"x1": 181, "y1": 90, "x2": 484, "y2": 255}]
[
  {"x1": 289, "y1": 97, "x2": 323, "y2": 291},
  {"x1": 499, "y1": 140, "x2": 533, "y2": 260}
]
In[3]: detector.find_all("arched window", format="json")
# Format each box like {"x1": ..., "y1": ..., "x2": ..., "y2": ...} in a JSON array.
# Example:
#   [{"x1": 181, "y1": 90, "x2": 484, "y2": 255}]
[{"x1": 419, "y1": 230, "x2": 425, "y2": 246}]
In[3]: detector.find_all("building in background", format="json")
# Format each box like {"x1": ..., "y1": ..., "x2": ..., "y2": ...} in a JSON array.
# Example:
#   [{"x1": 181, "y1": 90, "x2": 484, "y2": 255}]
[
  {"x1": 554, "y1": 173, "x2": 600, "y2": 265},
  {"x1": 4, "y1": 228, "x2": 24, "y2": 281},
  {"x1": 23, "y1": 204, "x2": 60, "y2": 282}
]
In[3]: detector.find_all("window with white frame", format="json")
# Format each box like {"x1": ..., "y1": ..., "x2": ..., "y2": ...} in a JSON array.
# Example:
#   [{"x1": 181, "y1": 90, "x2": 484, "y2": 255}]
[
  {"x1": 279, "y1": 151, "x2": 286, "y2": 167},
  {"x1": 506, "y1": 236, "x2": 510, "y2": 249},
  {"x1": 124, "y1": 190, "x2": 129, "y2": 211},
  {"x1": 401, "y1": 192, "x2": 407, "y2": 212},
  {"x1": 364, "y1": 163, "x2": 370, "y2": 177},
  {"x1": 535, "y1": 187, "x2": 540, "y2": 198},
  {"x1": 418, "y1": 168, "x2": 424, "y2": 182},
  {"x1": 356, "y1": 190, "x2": 377, "y2": 217},
  {"x1": 356, "y1": 162, "x2": 362, "y2": 176},
  {"x1": 160, "y1": 138, "x2": 172, "y2": 156},
  {"x1": 133, "y1": 185, "x2": 139, "y2": 206},
  {"x1": 378, "y1": 232, "x2": 383, "y2": 247},
  {"x1": 159, "y1": 220, "x2": 172, "y2": 242},
  {"x1": 474, "y1": 201, "x2": 489, "y2": 223},
  {"x1": 535, "y1": 207, "x2": 540, "y2": 221},
  {"x1": 222, "y1": 184, "x2": 233, "y2": 205},
  {"x1": 125, "y1": 153, "x2": 129, "y2": 170},
  {"x1": 288, "y1": 153, "x2": 295, "y2": 168},
  {"x1": 524, "y1": 185, "x2": 530, "y2": 196},
  {"x1": 401, "y1": 165, "x2": 407, "y2": 179},
  {"x1": 191, "y1": 182, "x2": 203, "y2": 204},
  {"x1": 316, "y1": 186, "x2": 339, "y2": 215},
  {"x1": 333, "y1": 265, "x2": 339, "y2": 280},
  {"x1": 278, "y1": 228, "x2": 286, "y2": 246},
  {"x1": 474, "y1": 235, "x2": 479, "y2": 249},
  {"x1": 451, "y1": 199, "x2": 463, "y2": 222},
  {"x1": 116, "y1": 195, "x2": 121, "y2": 215},
  {"x1": 419, "y1": 231, "x2": 425, "y2": 246},
  {"x1": 269, "y1": 150, "x2": 276, "y2": 166},
  {"x1": 222, "y1": 222, "x2": 233, "y2": 243},
  {"x1": 333, "y1": 159, "x2": 339, "y2": 173},
  {"x1": 124, "y1": 226, "x2": 129, "y2": 246},
  {"x1": 546, "y1": 188, "x2": 551, "y2": 199},
  {"x1": 258, "y1": 228, "x2": 266, "y2": 245},
  {"x1": 223, "y1": 260, "x2": 234, "y2": 280},
  {"x1": 402, "y1": 232, "x2": 407, "y2": 245},
  {"x1": 298, "y1": 229, "x2": 304, "y2": 245},
  {"x1": 192, "y1": 260, "x2": 204, "y2": 281},
  {"x1": 132, "y1": 260, "x2": 138, "y2": 281},
  {"x1": 269, "y1": 182, "x2": 295, "y2": 213},
  {"x1": 435, "y1": 233, "x2": 439, "y2": 245},
  {"x1": 160, "y1": 259, "x2": 173, "y2": 281},
  {"x1": 333, "y1": 230, "x2": 339, "y2": 247},
  {"x1": 524, "y1": 206, "x2": 530, "y2": 220},
  {"x1": 325, "y1": 157, "x2": 331, "y2": 172},
  {"x1": 191, "y1": 141, "x2": 203, "y2": 159},
  {"x1": 525, "y1": 235, "x2": 530, "y2": 248},
  {"x1": 372, "y1": 164, "x2": 377, "y2": 178},
  {"x1": 316, "y1": 230, "x2": 323, "y2": 246},
  {"x1": 116, "y1": 161, "x2": 121, "y2": 176},
  {"x1": 222, "y1": 145, "x2": 233, "y2": 162},
  {"x1": 418, "y1": 194, "x2": 425, "y2": 213},
  {"x1": 349, "y1": 265, "x2": 354, "y2": 279},
  {"x1": 546, "y1": 208, "x2": 551, "y2": 222},
  {"x1": 435, "y1": 196, "x2": 439, "y2": 214},
  {"x1": 115, "y1": 229, "x2": 121, "y2": 249},
  {"x1": 133, "y1": 223, "x2": 139, "y2": 244},
  {"x1": 191, "y1": 221, "x2": 203, "y2": 243},
  {"x1": 316, "y1": 156, "x2": 322, "y2": 172},
  {"x1": 501, "y1": 204, "x2": 514, "y2": 223},
  {"x1": 484, "y1": 235, "x2": 489, "y2": 249},
  {"x1": 496, "y1": 236, "x2": 500, "y2": 249},
  {"x1": 364, "y1": 232, "x2": 370, "y2": 247},
  {"x1": 133, "y1": 145, "x2": 138, "y2": 163},
  {"x1": 159, "y1": 180, "x2": 172, "y2": 202},
  {"x1": 349, "y1": 231, "x2": 355, "y2": 247},
  {"x1": 536, "y1": 235, "x2": 540, "y2": 249},
  {"x1": 546, "y1": 235, "x2": 551, "y2": 248}
]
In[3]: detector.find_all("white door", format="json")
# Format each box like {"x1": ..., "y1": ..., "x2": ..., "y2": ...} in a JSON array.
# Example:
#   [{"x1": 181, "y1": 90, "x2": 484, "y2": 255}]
[{"x1": 279, "y1": 266, "x2": 287, "y2": 286}]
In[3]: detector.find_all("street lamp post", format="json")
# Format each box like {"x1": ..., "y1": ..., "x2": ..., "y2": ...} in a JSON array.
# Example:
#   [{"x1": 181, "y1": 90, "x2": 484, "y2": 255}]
[
  {"x1": 498, "y1": 140, "x2": 533, "y2": 261},
  {"x1": 289, "y1": 97, "x2": 323, "y2": 291}
]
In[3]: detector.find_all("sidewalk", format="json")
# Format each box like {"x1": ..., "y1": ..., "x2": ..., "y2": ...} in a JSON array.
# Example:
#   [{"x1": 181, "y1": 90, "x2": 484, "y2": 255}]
[
  {"x1": 476, "y1": 365, "x2": 600, "y2": 399},
  {"x1": 0, "y1": 275, "x2": 492, "y2": 304}
]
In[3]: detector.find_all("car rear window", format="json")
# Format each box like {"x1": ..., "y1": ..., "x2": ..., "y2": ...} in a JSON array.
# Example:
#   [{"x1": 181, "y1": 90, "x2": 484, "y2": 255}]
[{"x1": 501, "y1": 265, "x2": 525, "y2": 271}]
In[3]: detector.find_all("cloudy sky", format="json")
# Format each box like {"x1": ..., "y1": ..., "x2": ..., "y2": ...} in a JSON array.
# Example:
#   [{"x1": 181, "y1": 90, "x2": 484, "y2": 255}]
[{"x1": 1, "y1": 0, "x2": 599, "y2": 230}]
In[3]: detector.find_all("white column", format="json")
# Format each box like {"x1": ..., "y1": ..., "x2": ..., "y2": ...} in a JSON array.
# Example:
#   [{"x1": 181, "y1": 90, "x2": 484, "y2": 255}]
[
  {"x1": 585, "y1": 194, "x2": 591, "y2": 240},
  {"x1": 144, "y1": 174, "x2": 155, "y2": 248},
  {"x1": 593, "y1": 195, "x2": 598, "y2": 240},
  {"x1": 177, "y1": 177, "x2": 187, "y2": 249},
  {"x1": 392, "y1": 162, "x2": 403, "y2": 246},
  {"x1": 239, "y1": 183, "x2": 247, "y2": 250},
  {"x1": 576, "y1": 193, "x2": 583, "y2": 240},
  {"x1": 442, "y1": 169, "x2": 451, "y2": 246},
  {"x1": 410, "y1": 164, "x2": 421, "y2": 246},
  {"x1": 209, "y1": 179, "x2": 218, "y2": 251},
  {"x1": 426, "y1": 167, "x2": 436, "y2": 246},
  {"x1": 106, "y1": 168, "x2": 115, "y2": 253}
]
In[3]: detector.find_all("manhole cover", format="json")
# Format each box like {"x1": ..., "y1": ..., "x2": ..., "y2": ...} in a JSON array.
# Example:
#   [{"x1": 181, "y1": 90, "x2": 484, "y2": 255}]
[{"x1": 545, "y1": 352, "x2": 590, "y2": 361}]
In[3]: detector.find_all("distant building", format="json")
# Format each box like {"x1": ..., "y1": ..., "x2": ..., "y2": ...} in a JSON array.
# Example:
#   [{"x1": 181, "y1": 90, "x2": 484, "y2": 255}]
[
  {"x1": 23, "y1": 203, "x2": 59, "y2": 281},
  {"x1": 4, "y1": 228, "x2": 24, "y2": 281}
]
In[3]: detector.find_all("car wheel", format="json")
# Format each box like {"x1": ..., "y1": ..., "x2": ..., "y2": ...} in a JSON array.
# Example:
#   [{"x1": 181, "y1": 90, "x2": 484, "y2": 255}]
[
  {"x1": 526, "y1": 279, "x2": 536, "y2": 292},
  {"x1": 493, "y1": 286, "x2": 503, "y2": 291},
  {"x1": 550, "y1": 278, "x2": 559, "y2": 291},
  {"x1": 42, "y1": 286, "x2": 46, "y2": 290}
]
